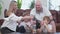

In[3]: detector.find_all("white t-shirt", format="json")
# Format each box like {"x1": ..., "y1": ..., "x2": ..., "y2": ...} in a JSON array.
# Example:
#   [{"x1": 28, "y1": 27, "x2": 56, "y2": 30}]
[
  {"x1": 19, "y1": 21, "x2": 31, "y2": 28},
  {"x1": 1, "y1": 13, "x2": 23, "y2": 31},
  {"x1": 43, "y1": 24, "x2": 52, "y2": 32},
  {"x1": 30, "y1": 6, "x2": 51, "y2": 21},
  {"x1": 19, "y1": 21, "x2": 31, "y2": 32},
  {"x1": 21, "y1": 0, "x2": 34, "y2": 10}
]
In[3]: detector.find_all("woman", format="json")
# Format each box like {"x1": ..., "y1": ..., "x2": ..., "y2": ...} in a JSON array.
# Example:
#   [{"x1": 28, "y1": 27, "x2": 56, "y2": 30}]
[
  {"x1": 1, "y1": 1, "x2": 32, "y2": 34},
  {"x1": 1, "y1": 1, "x2": 22, "y2": 34}
]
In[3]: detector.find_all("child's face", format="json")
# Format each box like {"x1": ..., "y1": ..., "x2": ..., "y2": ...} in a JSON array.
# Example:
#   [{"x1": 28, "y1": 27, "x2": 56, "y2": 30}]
[
  {"x1": 43, "y1": 19, "x2": 49, "y2": 24},
  {"x1": 24, "y1": 18, "x2": 31, "y2": 22},
  {"x1": 32, "y1": 20, "x2": 36, "y2": 25},
  {"x1": 23, "y1": 13, "x2": 30, "y2": 22}
]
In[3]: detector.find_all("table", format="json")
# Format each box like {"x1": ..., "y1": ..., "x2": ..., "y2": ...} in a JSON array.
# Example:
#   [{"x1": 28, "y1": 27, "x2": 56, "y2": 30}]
[
  {"x1": 2, "y1": 32, "x2": 33, "y2": 34},
  {"x1": 2, "y1": 32, "x2": 60, "y2": 34}
]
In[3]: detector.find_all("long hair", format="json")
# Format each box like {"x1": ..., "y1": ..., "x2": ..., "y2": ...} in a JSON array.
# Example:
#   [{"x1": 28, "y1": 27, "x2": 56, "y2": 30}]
[
  {"x1": 9, "y1": 1, "x2": 17, "y2": 8},
  {"x1": 6, "y1": 1, "x2": 17, "y2": 16}
]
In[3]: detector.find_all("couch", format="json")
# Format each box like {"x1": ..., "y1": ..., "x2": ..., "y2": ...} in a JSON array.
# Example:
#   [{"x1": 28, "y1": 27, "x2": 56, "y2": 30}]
[{"x1": 0, "y1": 9, "x2": 60, "y2": 32}]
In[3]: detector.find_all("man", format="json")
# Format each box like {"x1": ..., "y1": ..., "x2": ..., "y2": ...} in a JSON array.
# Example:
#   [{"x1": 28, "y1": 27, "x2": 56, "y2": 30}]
[
  {"x1": 30, "y1": 0, "x2": 51, "y2": 21},
  {"x1": 30, "y1": 0, "x2": 56, "y2": 32}
]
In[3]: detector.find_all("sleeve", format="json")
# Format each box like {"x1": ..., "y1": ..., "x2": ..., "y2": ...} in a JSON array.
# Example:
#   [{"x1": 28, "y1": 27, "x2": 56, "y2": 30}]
[
  {"x1": 50, "y1": 21, "x2": 56, "y2": 32},
  {"x1": 17, "y1": 16, "x2": 23, "y2": 21},
  {"x1": 30, "y1": 8, "x2": 35, "y2": 16},
  {"x1": 43, "y1": 6, "x2": 52, "y2": 16},
  {"x1": 8, "y1": 13, "x2": 23, "y2": 21},
  {"x1": 3, "y1": 18, "x2": 9, "y2": 21},
  {"x1": 3, "y1": 13, "x2": 14, "y2": 21},
  {"x1": 10, "y1": 16, "x2": 23, "y2": 21},
  {"x1": 28, "y1": 23, "x2": 31, "y2": 27},
  {"x1": 48, "y1": 24, "x2": 52, "y2": 30}
]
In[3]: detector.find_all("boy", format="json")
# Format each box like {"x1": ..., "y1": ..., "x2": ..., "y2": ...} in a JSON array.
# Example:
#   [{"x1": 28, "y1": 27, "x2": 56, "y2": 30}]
[{"x1": 16, "y1": 12, "x2": 33, "y2": 33}]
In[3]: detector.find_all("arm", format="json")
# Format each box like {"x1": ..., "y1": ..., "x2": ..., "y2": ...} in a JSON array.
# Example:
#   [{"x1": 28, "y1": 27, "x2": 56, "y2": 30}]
[
  {"x1": 6, "y1": 13, "x2": 23, "y2": 22},
  {"x1": 44, "y1": 6, "x2": 53, "y2": 20},
  {"x1": 3, "y1": 18, "x2": 9, "y2": 21},
  {"x1": 50, "y1": 21, "x2": 56, "y2": 32},
  {"x1": 26, "y1": 24, "x2": 34, "y2": 33},
  {"x1": 22, "y1": 16, "x2": 34, "y2": 20},
  {"x1": 3, "y1": 12, "x2": 13, "y2": 21},
  {"x1": 49, "y1": 15, "x2": 56, "y2": 32},
  {"x1": 44, "y1": 23, "x2": 52, "y2": 32}
]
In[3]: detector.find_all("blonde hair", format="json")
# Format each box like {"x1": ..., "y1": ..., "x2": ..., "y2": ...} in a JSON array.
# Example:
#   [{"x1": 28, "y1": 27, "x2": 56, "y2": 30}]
[
  {"x1": 9, "y1": 1, "x2": 17, "y2": 7},
  {"x1": 6, "y1": 1, "x2": 17, "y2": 16}
]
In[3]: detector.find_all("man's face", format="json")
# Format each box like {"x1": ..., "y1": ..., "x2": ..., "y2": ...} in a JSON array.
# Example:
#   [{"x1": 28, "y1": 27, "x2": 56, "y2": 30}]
[{"x1": 36, "y1": 3, "x2": 42, "y2": 12}]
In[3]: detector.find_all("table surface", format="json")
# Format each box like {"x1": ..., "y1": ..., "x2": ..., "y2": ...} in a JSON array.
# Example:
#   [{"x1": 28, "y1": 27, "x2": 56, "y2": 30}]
[
  {"x1": 4, "y1": 32, "x2": 33, "y2": 34},
  {"x1": 3, "y1": 32, "x2": 60, "y2": 34}
]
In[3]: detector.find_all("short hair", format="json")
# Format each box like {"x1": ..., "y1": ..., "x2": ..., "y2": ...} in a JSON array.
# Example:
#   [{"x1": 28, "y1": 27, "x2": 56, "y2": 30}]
[
  {"x1": 23, "y1": 12, "x2": 30, "y2": 16},
  {"x1": 34, "y1": 0, "x2": 42, "y2": 7},
  {"x1": 43, "y1": 16, "x2": 51, "y2": 22}
]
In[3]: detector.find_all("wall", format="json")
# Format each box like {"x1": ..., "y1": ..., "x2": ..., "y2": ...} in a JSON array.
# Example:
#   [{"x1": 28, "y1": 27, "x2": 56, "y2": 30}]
[
  {"x1": 0, "y1": 0, "x2": 48, "y2": 18},
  {"x1": 0, "y1": 0, "x2": 12, "y2": 19}
]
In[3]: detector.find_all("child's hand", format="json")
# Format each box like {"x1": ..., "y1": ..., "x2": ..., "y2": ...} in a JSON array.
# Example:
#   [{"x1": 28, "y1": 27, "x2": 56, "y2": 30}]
[
  {"x1": 44, "y1": 23, "x2": 48, "y2": 28},
  {"x1": 41, "y1": 21, "x2": 44, "y2": 26},
  {"x1": 32, "y1": 30, "x2": 36, "y2": 34},
  {"x1": 44, "y1": 23, "x2": 46, "y2": 26},
  {"x1": 26, "y1": 24, "x2": 29, "y2": 27},
  {"x1": 31, "y1": 20, "x2": 36, "y2": 25}
]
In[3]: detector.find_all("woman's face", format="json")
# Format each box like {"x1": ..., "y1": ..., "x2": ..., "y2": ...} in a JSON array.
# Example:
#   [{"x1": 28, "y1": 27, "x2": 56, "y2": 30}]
[{"x1": 13, "y1": 3, "x2": 18, "y2": 10}]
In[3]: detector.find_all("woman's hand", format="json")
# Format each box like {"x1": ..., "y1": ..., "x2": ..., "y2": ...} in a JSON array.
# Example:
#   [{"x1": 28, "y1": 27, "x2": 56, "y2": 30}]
[{"x1": 22, "y1": 16, "x2": 33, "y2": 20}]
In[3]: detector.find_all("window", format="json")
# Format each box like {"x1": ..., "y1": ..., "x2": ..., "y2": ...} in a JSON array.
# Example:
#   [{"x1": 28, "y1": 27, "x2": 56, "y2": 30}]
[{"x1": 48, "y1": 0, "x2": 60, "y2": 11}]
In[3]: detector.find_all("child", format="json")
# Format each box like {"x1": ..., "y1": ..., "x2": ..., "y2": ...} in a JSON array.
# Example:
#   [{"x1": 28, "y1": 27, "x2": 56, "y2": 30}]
[
  {"x1": 41, "y1": 16, "x2": 52, "y2": 32},
  {"x1": 17, "y1": 12, "x2": 33, "y2": 33}
]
